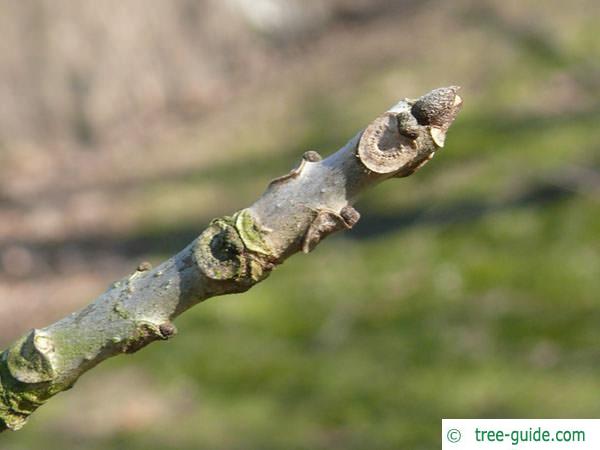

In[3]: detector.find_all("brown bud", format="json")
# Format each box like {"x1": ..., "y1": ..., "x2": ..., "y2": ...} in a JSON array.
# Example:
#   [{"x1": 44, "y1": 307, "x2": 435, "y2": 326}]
[
  {"x1": 159, "y1": 322, "x2": 177, "y2": 339},
  {"x1": 411, "y1": 86, "x2": 462, "y2": 132},
  {"x1": 340, "y1": 205, "x2": 360, "y2": 227},
  {"x1": 302, "y1": 150, "x2": 322, "y2": 162},
  {"x1": 137, "y1": 261, "x2": 152, "y2": 272}
]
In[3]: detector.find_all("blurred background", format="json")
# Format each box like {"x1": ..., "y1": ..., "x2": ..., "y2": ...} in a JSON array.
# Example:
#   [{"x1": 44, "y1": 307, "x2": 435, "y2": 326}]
[{"x1": 1, "y1": 0, "x2": 599, "y2": 448}]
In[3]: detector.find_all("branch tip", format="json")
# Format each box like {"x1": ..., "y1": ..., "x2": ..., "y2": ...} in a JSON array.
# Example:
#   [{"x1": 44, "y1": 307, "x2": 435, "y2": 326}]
[
  {"x1": 356, "y1": 86, "x2": 462, "y2": 176},
  {"x1": 0, "y1": 86, "x2": 463, "y2": 433}
]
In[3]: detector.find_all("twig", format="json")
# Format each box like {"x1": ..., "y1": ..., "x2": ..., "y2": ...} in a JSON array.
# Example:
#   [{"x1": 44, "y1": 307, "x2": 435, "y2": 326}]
[{"x1": 0, "y1": 87, "x2": 462, "y2": 431}]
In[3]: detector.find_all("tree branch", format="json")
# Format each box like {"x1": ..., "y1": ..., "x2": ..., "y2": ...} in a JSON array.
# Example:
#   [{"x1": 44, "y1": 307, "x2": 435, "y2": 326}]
[{"x1": 0, "y1": 87, "x2": 463, "y2": 431}]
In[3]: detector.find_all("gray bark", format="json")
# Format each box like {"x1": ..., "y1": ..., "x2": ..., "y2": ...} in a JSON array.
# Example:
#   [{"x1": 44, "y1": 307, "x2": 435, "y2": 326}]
[{"x1": 0, "y1": 87, "x2": 462, "y2": 431}]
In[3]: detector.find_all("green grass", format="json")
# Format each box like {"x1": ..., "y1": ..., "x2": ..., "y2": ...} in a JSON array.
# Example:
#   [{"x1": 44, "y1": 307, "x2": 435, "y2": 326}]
[{"x1": 3, "y1": 6, "x2": 600, "y2": 449}]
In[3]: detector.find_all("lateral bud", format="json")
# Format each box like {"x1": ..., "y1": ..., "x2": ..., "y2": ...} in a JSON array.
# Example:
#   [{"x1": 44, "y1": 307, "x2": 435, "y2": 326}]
[
  {"x1": 194, "y1": 218, "x2": 246, "y2": 281},
  {"x1": 6, "y1": 329, "x2": 57, "y2": 384},
  {"x1": 193, "y1": 212, "x2": 275, "y2": 286},
  {"x1": 268, "y1": 150, "x2": 322, "y2": 187},
  {"x1": 302, "y1": 205, "x2": 360, "y2": 253}
]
